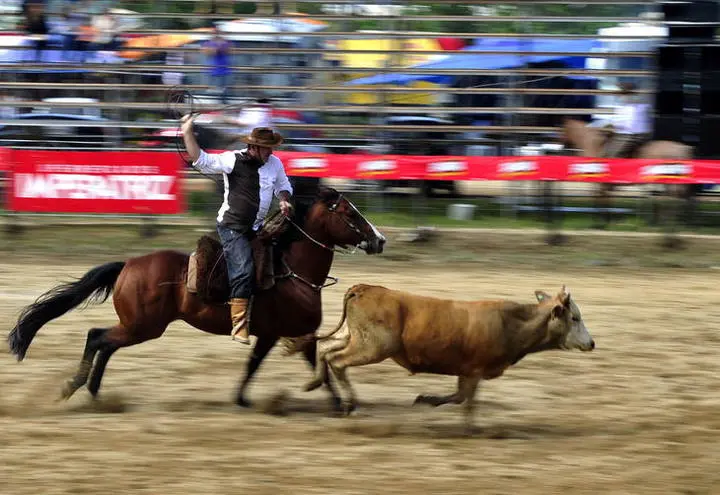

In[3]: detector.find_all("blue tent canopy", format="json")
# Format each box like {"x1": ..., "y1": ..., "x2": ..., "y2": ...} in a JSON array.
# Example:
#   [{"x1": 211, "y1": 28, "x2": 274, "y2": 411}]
[{"x1": 346, "y1": 38, "x2": 602, "y2": 86}]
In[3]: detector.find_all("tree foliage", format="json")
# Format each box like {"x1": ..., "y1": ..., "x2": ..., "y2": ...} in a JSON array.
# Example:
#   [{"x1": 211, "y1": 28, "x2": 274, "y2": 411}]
[{"x1": 119, "y1": 2, "x2": 650, "y2": 34}]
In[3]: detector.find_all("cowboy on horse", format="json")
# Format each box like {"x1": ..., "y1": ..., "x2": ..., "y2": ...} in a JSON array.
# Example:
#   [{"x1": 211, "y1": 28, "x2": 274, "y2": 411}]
[
  {"x1": 181, "y1": 114, "x2": 293, "y2": 345},
  {"x1": 599, "y1": 82, "x2": 653, "y2": 158}
]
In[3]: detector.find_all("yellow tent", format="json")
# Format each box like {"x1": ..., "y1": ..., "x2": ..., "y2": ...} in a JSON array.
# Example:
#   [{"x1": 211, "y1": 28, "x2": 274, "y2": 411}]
[{"x1": 326, "y1": 37, "x2": 447, "y2": 105}]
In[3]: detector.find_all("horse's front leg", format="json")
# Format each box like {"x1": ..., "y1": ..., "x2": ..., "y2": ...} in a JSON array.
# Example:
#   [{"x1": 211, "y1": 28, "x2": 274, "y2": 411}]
[{"x1": 235, "y1": 334, "x2": 279, "y2": 408}]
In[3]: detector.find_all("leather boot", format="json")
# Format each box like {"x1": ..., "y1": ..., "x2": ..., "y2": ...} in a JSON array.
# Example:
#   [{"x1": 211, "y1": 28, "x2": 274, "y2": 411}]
[{"x1": 229, "y1": 297, "x2": 251, "y2": 344}]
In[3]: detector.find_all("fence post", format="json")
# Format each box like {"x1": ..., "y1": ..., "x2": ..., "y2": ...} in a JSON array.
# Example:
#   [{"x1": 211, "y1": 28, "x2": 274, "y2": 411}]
[{"x1": 542, "y1": 180, "x2": 566, "y2": 245}]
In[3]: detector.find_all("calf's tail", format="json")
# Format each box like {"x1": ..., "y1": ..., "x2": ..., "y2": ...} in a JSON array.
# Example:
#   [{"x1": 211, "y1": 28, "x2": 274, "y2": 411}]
[{"x1": 315, "y1": 285, "x2": 358, "y2": 340}]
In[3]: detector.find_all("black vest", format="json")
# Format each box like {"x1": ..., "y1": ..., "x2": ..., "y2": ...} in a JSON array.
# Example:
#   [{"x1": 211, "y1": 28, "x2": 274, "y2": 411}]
[{"x1": 218, "y1": 153, "x2": 262, "y2": 234}]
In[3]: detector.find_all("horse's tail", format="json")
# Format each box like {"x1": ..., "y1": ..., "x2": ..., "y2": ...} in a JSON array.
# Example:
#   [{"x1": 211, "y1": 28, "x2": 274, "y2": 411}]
[
  {"x1": 7, "y1": 261, "x2": 126, "y2": 361},
  {"x1": 315, "y1": 285, "x2": 359, "y2": 340}
]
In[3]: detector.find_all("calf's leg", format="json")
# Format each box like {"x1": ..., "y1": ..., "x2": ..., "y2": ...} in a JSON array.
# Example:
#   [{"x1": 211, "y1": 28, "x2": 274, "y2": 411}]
[
  {"x1": 303, "y1": 335, "x2": 348, "y2": 392},
  {"x1": 460, "y1": 376, "x2": 481, "y2": 434},
  {"x1": 324, "y1": 324, "x2": 399, "y2": 414},
  {"x1": 414, "y1": 375, "x2": 468, "y2": 407},
  {"x1": 415, "y1": 375, "x2": 482, "y2": 432},
  {"x1": 328, "y1": 364, "x2": 357, "y2": 415}
]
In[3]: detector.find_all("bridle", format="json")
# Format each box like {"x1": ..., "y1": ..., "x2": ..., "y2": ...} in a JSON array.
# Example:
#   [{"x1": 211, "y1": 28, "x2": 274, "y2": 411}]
[
  {"x1": 277, "y1": 193, "x2": 379, "y2": 292},
  {"x1": 284, "y1": 194, "x2": 375, "y2": 255}
]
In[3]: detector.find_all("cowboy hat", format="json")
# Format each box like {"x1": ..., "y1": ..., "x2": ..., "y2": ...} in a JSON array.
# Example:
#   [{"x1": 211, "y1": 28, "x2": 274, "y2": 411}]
[{"x1": 239, "y1": 127, "x2": 284, "y2": 148}]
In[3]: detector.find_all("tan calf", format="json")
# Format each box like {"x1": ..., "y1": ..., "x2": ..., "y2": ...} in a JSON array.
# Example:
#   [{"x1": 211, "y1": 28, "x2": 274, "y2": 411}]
[{"x1": 301, "y1": 284, "x2": 594, "y2": 429}]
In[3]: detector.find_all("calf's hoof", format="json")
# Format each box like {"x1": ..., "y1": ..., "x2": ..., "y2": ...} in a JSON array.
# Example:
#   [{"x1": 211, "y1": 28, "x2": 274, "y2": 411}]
[{"x1": 414, "y1": 394, "x2": 441, "y2": 407}]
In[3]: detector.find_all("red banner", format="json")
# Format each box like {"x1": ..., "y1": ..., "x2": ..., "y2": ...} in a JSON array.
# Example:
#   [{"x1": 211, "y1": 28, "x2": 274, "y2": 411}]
[
  {"x1": 5, "y1": 148, "x2": 720, "y2": 214},
  {"x1": 8, "y1": 150, "x2": 184, "y2": 214},
  {"x1": 274, "y1": 151, "x2": 720, "y2": 184},
  {"x1": 0, "y1": 147, "x2": 11, "y2": 172}
]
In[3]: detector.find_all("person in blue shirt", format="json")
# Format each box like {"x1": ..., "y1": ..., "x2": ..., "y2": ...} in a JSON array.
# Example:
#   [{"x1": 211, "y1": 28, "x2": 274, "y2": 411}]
[{"x1": 203, "y1": 25, "x2": 232, "y2": 104}]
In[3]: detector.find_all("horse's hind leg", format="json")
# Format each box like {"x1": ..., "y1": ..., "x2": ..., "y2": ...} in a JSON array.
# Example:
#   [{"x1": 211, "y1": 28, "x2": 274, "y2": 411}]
[
  {"x1": 87, "y1": 345, "x2": 118, "y2": 398},
  {"x1": 60, "y1": 327, "x2": 109, "y2": 400},
  {"x1": 85, "y1": 324, "x2": 143, "y2": 398}
]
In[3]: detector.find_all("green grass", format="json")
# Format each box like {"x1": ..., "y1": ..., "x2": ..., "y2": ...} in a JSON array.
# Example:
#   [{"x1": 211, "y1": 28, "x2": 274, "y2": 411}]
[{"x1": 186, "y1": 190, "x2": 720, "y2": 233}]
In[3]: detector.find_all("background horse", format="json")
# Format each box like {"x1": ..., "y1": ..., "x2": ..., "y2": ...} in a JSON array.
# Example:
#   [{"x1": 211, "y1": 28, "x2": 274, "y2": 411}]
[
  {"x1": 560, "y1": 118, "x2": 696, "y2": 227},
  {"x1": 7, "y1": 187, "x2": 385, "y2": 413}
]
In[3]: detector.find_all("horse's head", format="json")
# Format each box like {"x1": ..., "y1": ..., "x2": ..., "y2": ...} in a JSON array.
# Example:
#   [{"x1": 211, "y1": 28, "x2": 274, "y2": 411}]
[{"x1": 305, "y1": 187, "x2": 386, "y2": 254}]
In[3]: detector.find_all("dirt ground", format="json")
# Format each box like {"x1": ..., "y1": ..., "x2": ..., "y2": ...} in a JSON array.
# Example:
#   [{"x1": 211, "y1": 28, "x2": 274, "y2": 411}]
[{"x1": 2, "y1": 234, "x2": 720, "y2": 494}]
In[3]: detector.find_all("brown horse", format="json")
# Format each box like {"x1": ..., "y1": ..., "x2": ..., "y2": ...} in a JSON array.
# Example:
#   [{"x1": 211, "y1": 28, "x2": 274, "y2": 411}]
[
  {"x1": 7, "y1": 187, "x2": 386, "y2": 412},
  {"x1": 560, "y1": 118, "x2": 696, "y2": 225},
  {"x1": 561, "y1": 117, "x2": 693, "y2": 162}
]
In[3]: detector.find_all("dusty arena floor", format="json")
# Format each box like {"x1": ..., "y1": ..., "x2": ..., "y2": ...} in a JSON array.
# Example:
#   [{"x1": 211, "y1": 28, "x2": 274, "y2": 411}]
[{"x1": 2, "y1": 231, "x2": 720, "y2": 494}]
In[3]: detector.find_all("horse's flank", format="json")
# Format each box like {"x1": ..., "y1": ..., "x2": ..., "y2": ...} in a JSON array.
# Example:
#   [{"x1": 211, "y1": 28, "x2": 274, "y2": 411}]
[{"x1": 561, "y1": 118, "x2": 693, "y2": 160}]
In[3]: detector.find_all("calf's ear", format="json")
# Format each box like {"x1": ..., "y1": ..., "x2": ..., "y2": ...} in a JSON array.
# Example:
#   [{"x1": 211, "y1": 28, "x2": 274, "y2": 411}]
[
  {"x1": 559, "y1": 285, "x2": 571, "y2": 306},
  {"x1": 535, "y1": 290, "x2": 552, "y2": 303},
  {"x1": 552, "y1": 303, "x2": 566, "y2": 319}
]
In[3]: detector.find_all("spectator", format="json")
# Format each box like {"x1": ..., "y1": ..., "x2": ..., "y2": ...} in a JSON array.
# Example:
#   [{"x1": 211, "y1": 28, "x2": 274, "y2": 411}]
[
  {"x1": 202, "y1": 24, "x2": 232, "y2": 104},
  {"x1": 162, "y1": 50, "x2": 185, "y2": 87},
  {"x1": 90, "y1": 7, "x2": 117, "y2": 53},
  {"x1": 52, "y1": 6, "x2": 76, "y2": 62},
  {"x1": 21, "y1": 0, "x2": 49, "y2": 62}
]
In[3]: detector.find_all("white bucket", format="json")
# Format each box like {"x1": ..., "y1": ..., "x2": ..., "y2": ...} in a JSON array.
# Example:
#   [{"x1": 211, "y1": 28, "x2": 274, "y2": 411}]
[{"x1": 447, "y1": 203, "x2": 477, "y2": 221}]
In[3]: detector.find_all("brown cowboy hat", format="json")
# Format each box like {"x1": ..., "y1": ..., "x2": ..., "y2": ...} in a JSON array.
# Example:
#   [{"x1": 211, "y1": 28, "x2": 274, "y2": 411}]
[{"x1": 239, "y1": 127, "x2": 284, "y2": 148}]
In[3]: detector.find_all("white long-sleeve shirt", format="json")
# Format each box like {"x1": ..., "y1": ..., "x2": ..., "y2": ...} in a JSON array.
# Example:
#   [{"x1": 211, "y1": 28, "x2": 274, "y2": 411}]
[
  {"x1": 192, "y1": 148, "x2": 293, "y2": 231},
  {"x1": 613, "y1": 103, "x2": 651, "y2": 134}
]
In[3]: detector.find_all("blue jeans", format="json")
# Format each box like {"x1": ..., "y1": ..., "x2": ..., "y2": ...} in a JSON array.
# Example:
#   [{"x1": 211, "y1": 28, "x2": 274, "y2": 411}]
[
  {"x1": 210, "y1": 73, "x2": 230, "y2": 104},
  {"x1": 217, "y1": 224, "x2": 254, "y2": 299}
]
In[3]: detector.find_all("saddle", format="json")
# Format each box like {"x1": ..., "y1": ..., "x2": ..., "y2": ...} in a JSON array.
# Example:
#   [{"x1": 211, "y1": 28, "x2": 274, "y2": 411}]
[{"x1": 186, "y1": 211, "x2": 292, "y2": 305}]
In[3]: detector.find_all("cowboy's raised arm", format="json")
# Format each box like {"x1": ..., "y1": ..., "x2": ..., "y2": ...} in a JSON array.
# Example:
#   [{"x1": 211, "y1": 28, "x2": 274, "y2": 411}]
[{"x1": 181, "y1": 114, "x2": 234, "y2": 174}]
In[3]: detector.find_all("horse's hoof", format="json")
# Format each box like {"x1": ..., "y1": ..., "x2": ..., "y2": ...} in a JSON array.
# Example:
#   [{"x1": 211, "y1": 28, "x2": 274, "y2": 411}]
[
  {"x1": 330, "y1": 397, "x2": 343, "y2": 414},
  {"x1": 342, "y1": 402, "x2": 356, "y2": 417},
  {"x1": 235, "y1": 396, "x2": 252, "y2": 409},
  {"x1": 59, "y1": 381, "x2": 76, "y2": 401}
]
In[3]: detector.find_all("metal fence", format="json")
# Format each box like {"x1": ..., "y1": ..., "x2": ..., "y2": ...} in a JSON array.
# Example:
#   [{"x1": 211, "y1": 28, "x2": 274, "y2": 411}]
[{"x1": 3, "y1": 0, "x2": 717, "y2": 238}]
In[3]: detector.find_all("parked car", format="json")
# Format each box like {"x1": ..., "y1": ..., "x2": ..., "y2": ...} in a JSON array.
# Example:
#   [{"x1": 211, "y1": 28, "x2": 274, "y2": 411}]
[{"x1": 0, "y1": 113, "x2": 121, "y2": 148}]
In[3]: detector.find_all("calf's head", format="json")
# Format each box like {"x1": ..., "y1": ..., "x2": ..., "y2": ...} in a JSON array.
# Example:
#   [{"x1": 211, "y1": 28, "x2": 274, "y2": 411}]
[{"x1": 535, "y1": 285, "x2": 595, "y2": 352}]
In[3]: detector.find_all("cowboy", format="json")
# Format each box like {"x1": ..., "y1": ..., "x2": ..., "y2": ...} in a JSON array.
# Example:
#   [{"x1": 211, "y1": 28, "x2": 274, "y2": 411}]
[
  {"x1": 601, "y1": 82, "x2": 652, "y2": 158},
  {"x1": 181, "y1": 114, "x2": 293, "y2": 345}
]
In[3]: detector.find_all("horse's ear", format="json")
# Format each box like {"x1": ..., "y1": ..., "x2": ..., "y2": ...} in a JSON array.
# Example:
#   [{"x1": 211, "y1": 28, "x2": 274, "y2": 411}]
[{"x1": 316, "y1": 186, "x2": 339, "y2": 204}]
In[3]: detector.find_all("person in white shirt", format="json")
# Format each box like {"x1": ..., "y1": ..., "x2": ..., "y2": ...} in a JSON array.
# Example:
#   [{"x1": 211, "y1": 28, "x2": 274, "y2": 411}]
[
  {"x1": 182, "y1": 115, "x2": 293, "y2": 345},
  {"x1": 602, "y1": 82, "x2": 652, "y2": 158}
]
